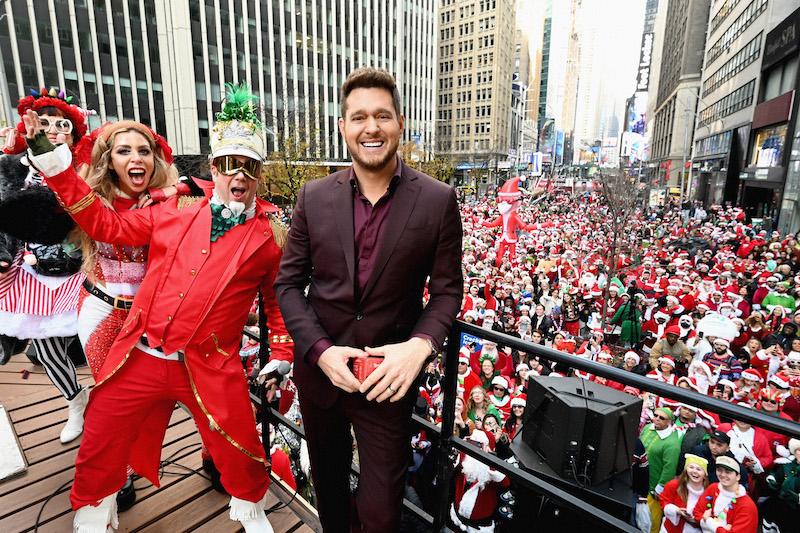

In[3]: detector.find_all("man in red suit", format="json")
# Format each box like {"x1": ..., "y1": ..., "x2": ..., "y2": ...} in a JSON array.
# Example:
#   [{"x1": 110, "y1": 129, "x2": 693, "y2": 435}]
[
  {"x1": 21, "y1": 85, "x2": 291, "y2": 533},
  {"x1": 275, "y1": 67, "x2": 462, "y2": 532}
]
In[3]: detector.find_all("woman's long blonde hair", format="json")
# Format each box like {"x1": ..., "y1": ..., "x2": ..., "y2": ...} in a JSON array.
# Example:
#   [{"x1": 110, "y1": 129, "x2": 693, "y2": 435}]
[{"x1": 75, "y1": 125, "x2": 179, "y2": 273}]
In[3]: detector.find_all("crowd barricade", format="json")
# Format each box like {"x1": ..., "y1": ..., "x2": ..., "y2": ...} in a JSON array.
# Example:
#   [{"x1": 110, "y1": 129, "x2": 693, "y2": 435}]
[{"x1": 243, "y1": 311, "x2": 800, "y2": 531}]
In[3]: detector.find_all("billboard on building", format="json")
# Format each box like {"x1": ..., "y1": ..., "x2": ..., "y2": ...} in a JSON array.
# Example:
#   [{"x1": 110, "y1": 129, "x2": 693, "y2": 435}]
[{"x1": 636, "y1": 33, "x2": 654, "y2": 92}]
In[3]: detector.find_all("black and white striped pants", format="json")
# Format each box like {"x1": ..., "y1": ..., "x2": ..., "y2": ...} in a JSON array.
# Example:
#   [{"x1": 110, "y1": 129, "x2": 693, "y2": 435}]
[{"x1": 31, "y1": 336, "x2": 81, "y2": 401}]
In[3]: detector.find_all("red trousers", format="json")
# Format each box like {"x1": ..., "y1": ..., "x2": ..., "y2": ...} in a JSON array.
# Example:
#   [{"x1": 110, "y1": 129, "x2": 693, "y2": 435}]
[
  {"x1": 70, "y1": 348, "x2": 269, "y2": 509},
  {"x1": 495, "y1": 241, "x2": 517, "y2": 266}
]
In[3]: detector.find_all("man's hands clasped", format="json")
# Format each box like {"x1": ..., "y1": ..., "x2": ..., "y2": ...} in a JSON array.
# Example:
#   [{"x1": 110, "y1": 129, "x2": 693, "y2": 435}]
[
  {"x1": 318, "y1": 337, "x2": 432, "y2": 403},
  {"x1": 359, "y1": 338, "x2": 431, "y2": 403}
]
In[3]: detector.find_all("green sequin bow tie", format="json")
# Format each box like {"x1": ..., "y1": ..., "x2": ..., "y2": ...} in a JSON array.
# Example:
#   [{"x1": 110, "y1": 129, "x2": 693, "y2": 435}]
[{"x1": 210, "y1": 202, "x2": 246, "y2": 242}]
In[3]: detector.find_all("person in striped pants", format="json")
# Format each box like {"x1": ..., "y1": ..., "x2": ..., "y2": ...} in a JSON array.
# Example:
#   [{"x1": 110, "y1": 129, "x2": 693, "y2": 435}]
[{"x1": 0, "y1": 88, "x2": 91, "y2": 443}]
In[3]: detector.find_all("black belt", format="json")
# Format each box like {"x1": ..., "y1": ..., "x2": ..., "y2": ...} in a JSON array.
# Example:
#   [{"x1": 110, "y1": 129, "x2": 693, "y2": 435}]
[
  {"x1": 83, "y1": 280, "x2": 134, "y2": 310},
  {"x1": 139, "y1": 335, "x2": 163, "y2": 353}
]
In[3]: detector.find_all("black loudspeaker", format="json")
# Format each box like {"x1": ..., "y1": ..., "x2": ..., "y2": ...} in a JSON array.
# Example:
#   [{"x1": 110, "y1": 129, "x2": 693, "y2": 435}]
[{"x1": 522, "y1": 376, "x2": 642, "y2": 486}]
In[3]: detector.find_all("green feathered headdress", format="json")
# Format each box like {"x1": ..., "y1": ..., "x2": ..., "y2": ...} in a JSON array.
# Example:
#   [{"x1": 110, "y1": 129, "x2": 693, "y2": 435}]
[
  {"x1": 215, "y1": 83, "x2": 262, "y2": 126},
  {"x1": 210, "y1": 83, "x2": 265, "y2": 161}
]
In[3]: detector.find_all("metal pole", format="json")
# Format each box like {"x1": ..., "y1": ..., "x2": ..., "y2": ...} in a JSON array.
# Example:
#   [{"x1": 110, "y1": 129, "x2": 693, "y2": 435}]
[
  {"x1": 0, "y1": 9, "x2": 15, "y2": 128},
  {"x1": 432, "y1": 329, "x2": 460, "y2": 531},
  {"x1": 257, "y1": 291, "x2": 271, "y2": 457}
]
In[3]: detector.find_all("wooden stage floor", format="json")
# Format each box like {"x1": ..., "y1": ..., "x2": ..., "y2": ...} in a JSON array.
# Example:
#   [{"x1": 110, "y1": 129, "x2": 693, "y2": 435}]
[{"x1": 0, "y1": 353, "x2": 318, "y2": 532}]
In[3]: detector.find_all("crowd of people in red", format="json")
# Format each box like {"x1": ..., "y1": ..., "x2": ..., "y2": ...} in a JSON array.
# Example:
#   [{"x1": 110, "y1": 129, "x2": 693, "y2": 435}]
[{"x1": 415, "y1": 187, "x2": 800, "y2": 532}]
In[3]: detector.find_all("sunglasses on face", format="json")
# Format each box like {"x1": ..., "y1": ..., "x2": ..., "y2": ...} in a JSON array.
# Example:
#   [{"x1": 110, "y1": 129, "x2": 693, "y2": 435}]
[
  {"x1": 653, "y1": 414, "x2": 670, "y2": 421},
  {"x1": 213, "y1": 155, "x2": 262, "y2": 180},
  {"x1": 762, "y1": 398, "x2": 778, "y2": 404},
  {"x1": 39, "y1": 117, "x2": 73, "y2": 134},
  {"x1": 493, "y1": 386, "x2": 506, "y2": 392}
]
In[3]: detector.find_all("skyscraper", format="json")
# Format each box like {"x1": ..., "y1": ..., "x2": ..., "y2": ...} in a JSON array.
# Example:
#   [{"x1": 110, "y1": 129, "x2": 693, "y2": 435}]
[
  {"x1": 648, "y1": 0, "x2": 711, "y2": 192},
  {"x1": 0, "y1": 0, "x2": 437, "y2": 162},
  {"x1": 436, "y1": 0, "x2": 517, "y2": 181}
]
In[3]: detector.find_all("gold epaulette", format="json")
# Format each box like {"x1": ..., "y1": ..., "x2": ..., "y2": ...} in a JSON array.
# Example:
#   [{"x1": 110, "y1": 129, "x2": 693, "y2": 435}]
[
  {"x1": 268, "y1": 215, "x2": 288, "y2": 249},
  {"x1": 270, "y1": 334, "x2": 293, "y2": 344},
  {"x1": 177, "y1": 196, "x2": 205, "y2": 209}
]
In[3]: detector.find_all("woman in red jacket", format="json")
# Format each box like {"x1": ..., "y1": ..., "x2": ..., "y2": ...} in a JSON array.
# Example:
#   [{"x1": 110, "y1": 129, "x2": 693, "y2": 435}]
[{"x1": 658, "y1": 454, "x2": 709, "y2": 533}]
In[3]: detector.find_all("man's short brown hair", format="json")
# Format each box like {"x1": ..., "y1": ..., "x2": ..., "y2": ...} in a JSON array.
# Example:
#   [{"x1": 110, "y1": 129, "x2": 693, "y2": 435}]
[{"x1": 340, "y1": 67, "x2": 402, "y2": 118}]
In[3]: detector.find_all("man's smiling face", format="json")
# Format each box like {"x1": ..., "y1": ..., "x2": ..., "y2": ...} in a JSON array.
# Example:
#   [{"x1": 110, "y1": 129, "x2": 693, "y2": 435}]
[{"x1": 338, "y1": 87, "x2": 403, "y2": 172}]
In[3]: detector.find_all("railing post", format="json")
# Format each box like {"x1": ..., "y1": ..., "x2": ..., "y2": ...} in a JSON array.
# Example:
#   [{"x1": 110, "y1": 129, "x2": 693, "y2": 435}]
[
  {"x1": 433, "y1": 324, "x2": 461, "y2": 531},
  {"x1": 257, "y1": 291, "x2": 271, "y2": 457}
]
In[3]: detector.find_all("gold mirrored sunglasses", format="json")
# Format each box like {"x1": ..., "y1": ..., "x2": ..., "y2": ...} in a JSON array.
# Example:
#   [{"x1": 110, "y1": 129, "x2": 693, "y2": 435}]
[{"x1": 213, "y1": 155, "x2": 262, "y2": 180}]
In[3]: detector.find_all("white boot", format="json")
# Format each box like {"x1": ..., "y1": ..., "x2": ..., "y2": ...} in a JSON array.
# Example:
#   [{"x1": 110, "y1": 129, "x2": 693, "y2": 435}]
[
  {"x1": 73, "y1": 493, "x2": 118, "y2": 532},
  {"x1": 229, "y1": 495, "x2": 274, "y2": 533},
  {"x1": 61, "y1": 387, "x2": 89, "y2": 443}
]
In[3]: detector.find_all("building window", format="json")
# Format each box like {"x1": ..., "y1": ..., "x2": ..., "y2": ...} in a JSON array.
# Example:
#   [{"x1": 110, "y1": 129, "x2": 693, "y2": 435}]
[
  {"x1": 706, "y1": 0, "x2": 767, "y2": 66},
  {"x1": 702, "y1": 32, "x2": 761, "y2": 97},
  {"x1": 698, "y1": 79, "x2": 755, "y2": 127}
]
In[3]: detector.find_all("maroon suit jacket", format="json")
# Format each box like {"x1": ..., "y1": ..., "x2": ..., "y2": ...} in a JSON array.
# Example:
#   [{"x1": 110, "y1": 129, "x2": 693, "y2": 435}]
[{"x1": 275, "y1": 161, "x2": 463, "y2": 407}]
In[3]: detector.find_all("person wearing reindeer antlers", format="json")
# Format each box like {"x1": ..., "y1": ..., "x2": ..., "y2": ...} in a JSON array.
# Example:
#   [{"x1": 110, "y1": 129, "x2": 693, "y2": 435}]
[{"x1": 20, "y1": 84, "x2": 293, "y2": 533}]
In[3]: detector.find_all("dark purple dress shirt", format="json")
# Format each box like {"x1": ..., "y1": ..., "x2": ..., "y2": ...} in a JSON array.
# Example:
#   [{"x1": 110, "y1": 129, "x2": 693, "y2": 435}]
[{"x1": 305, "y1": 160, "x2": 402, "y2": 365}]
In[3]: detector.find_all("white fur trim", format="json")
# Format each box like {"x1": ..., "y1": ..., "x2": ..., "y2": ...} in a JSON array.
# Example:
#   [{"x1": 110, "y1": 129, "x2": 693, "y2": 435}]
[
  {"x1": 73, "y1": 493, "x2": 118, "y2": 532},
  {"x1": 0, "y1": 310, "x2": 78, "y2": 338},
  {"x1": 28, "y1": 143, "x2": 72, "y2": 177},
  {"x1": 228, "y1": 492, "x2": 268, "y2": 522}
]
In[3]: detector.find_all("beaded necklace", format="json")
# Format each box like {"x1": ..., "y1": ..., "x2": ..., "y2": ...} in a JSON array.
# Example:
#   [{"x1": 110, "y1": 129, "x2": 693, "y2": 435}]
[{"x1": 705, "y1": 485, "x2": 738, "y2": 522}]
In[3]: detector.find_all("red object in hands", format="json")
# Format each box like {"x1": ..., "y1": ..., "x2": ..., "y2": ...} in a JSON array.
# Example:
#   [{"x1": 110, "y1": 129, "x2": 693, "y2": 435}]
[{"x1": 352, "y1": 356, "x2": 384, "y2": 382}]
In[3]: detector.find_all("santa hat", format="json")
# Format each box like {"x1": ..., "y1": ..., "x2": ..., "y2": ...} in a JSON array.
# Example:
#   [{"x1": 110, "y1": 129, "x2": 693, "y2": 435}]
[
  {"x1": 516, "y1": 363, "x2": 530, "y2": 374},
  {"x1": 468, "y1": 429, "x2": 495, "y2": 451},
  {"x1": 665, "y1": 325, "x2": 681, "y2": 336},
  {"x1": 591, "y1": 328, "x2": 605, "y2": 338},
  {"x1": 696, "y1": 409, "x2": 719, "y2": 429},
  {"x1": 491, "y1": 376, "x2": 509, "y2": 390},
  {"x1": 714, "y1": 338, "x2": 731, "y2": 348},
  {"x1": 769, "y1": 372, "x2": 791, "y2": 389},
  {"x1": 718, "y1": 378, "x2": 738, "y2": 391},
  {"x1": 597, "y1": 351, "x2": 613, "y2": 361},
  {"x1": 497, "y1": 177, "x2": 523, "y2": 202},
  {"x1": 740, "y1": 368, "x2": 763, "y2": 383},
  {"x1": 789, "y1": 438, "x2": 800, "y2": 456},
  {"x1": 463, "y1": 310, "x2": 479, "y2": 321},
  {"x1": 677, "y1": 376, "x2": 701, "y2": 392},
  {"x1": 510, "y1": 394, "x2": 527, "y2": 408},
  {"x1": 658, "y1": 356, "x2": 676, "y2": 368},
  {"x1": 458, "y1": 347, "x2": 471, "y2": 365},
  {"x1": 623, "y1": 351, "x2": 640, "y2": 365}
]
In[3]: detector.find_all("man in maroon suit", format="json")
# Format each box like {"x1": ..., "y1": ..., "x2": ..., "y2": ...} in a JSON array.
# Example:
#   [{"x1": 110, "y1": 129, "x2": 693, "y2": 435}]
[{"x1": 275, "y1": 67, "x2": 462, "y2": 531}]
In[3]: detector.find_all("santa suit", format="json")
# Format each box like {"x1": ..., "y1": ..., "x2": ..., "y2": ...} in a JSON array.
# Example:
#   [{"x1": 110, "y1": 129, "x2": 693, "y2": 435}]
[
  {"x1": 692, "y1": 483, "x2": 757, "y2": 533},
  {"x1": 482, "y1": 205, "x2": 532, "y2": 266},
  {"x1": 42, "y1": 158, "x2": 293, "y2": 510},
  {"x1": 459, "y1": 369, "x2": 483, "y2": 399},
  {"x1": 658, "y1": 477, "x2": 704, "y2": 533},
  {"x1": 718, "y1": 423, "x2": 774, "y2": 475},
  {"x1": 489, "y1": 394, "x2": 512, "y2": 420},
  {"x1": 450, "y1": 454, "x2": 511, "y2": 532}
]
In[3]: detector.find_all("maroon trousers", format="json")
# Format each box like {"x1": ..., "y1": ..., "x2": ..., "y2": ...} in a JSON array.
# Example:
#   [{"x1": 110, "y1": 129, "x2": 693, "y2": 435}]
[
  {"x1": 70, "y1": 349, "x2": 269, "y2": 509},
  {"x1": 299, "y1": 390, "x2": 416, "y2": 532}
]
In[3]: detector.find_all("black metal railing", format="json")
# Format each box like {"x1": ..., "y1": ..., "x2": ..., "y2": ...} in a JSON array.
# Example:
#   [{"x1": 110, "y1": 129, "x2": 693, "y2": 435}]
[{"x1": 247, "y1": 313, "x2": 800, "y2": 532}]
